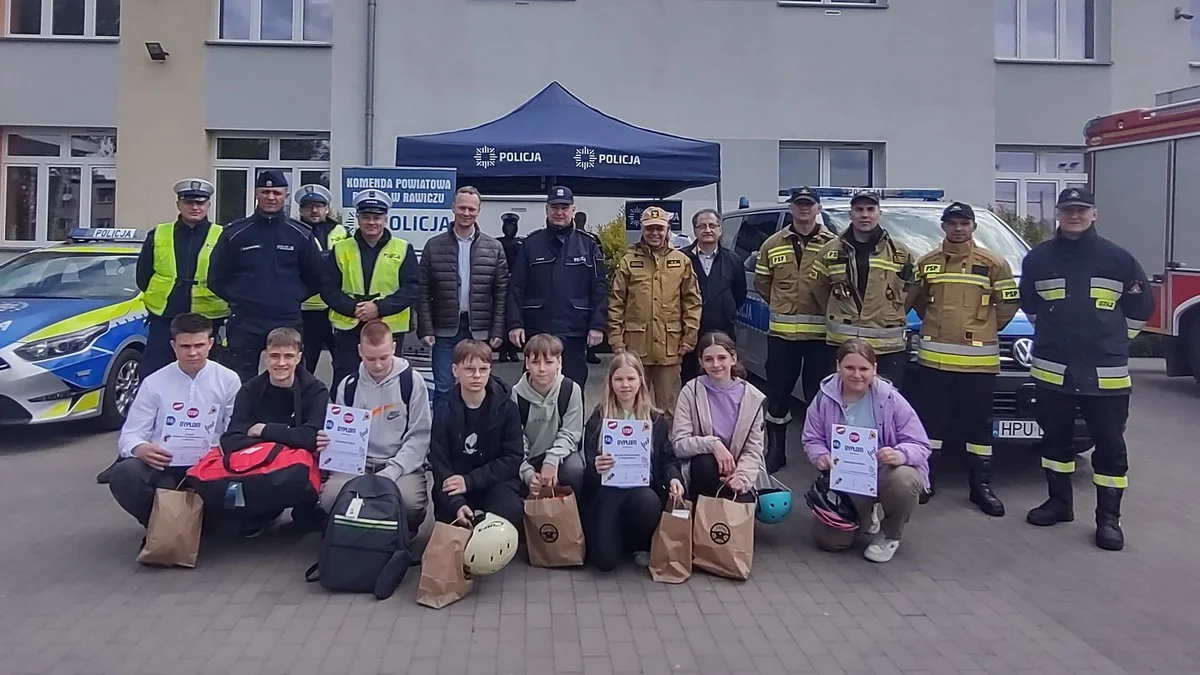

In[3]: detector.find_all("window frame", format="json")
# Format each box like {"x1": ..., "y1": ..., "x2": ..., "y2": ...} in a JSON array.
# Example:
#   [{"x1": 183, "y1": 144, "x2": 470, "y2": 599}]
[
  {"x1": 994, "y1": 0, "x2": 1097, "y2": 63},
  {"x1": 994, "y1": 145, "x2": 1088, "y2": 233},
  {"x1": 778, "y1": 141, "x2": 884, "y2": 192},
  {"x1": 212, "y1": 0, "x2": 332, "y2": 44},
  {"x1": 211, "y1": 133, "x2": 331, "y2": 224},
  {"x1": 4, "y1": 0, "x2": 120, "y2": 39},
  {"x1": 777, "y1": 0, "x2": 887, "y2": 7}
]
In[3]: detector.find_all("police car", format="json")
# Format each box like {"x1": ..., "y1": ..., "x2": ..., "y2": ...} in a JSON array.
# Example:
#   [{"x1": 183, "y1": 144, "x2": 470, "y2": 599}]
[
  {"x1": 0, "y1": 228, "x2": 147, "y2": 427},
  {"x1": 724, "y1": 188, "x2": 1089, "y2": 449}
]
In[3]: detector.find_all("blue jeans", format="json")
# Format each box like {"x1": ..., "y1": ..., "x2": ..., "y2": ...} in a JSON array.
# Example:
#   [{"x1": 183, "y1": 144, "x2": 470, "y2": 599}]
[{"x1": 432, "y1": 317, "x2": 473, "y2": 406}]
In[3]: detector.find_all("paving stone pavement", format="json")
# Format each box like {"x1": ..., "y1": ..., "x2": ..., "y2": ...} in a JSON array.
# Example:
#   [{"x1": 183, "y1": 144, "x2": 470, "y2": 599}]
[{"x1": 1, "y1": 358, "x2": 1198, "y2": 675}]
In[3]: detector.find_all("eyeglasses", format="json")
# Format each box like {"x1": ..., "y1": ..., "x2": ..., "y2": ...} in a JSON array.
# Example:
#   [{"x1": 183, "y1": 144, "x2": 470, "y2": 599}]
[{"x1": 694, "y1": 223, "x2": 720, "y2": 231}]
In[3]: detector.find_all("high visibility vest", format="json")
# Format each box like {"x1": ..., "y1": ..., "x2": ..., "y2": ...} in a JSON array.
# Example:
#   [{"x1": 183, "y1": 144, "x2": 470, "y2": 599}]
[
  {"x1": 329, "y1": 237, "x2": 412, "y2": 333},
  {"x1": 143, "y1": 222, "x2": 229, "y2": 319},
  {"x1": 301, "y1": 223, "x2": 349, "y2": 311}
]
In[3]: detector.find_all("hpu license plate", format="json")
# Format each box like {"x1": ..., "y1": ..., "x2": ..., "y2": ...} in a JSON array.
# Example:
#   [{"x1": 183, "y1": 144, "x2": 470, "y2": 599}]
[{"x1": 993, "y1": 419, "x2": 1043, "y2": 439}]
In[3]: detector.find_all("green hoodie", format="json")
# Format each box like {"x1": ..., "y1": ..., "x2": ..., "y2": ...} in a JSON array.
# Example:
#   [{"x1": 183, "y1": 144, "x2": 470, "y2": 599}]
[{"x1": 511, "y1": 372, "x2": 584, "y2": 484}]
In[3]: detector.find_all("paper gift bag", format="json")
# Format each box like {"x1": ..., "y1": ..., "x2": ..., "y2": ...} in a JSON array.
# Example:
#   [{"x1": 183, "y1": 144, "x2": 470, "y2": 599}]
[
  {"x1": 417, "y1": 522, "x2": 474, "y2": 609},
  {"x1": 524, "y1": 486, "x2": 586, "y2": 568},
  {"x1": 692, "y1": 490, "x2": 755, "y2": 580},
  {"x1": 649, "y1": 496, "x2": 693, "y2": 584},
  {"x1": 137, "y1": 488, "x2": 204, "y2": 568}
]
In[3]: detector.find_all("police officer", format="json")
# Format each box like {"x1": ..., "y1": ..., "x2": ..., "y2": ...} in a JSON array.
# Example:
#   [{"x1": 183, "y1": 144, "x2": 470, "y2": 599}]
[
  {"x1": 208, "y1": 169, "x2": 324, "y2": 383},
  {"x1": 294, "y1": 184, "x2": 348, "y2": 374},
  {"x1": 507, "y1": 186, "x2": 607, "y2": 387},
  {"x1": 608, "y1": 206, "x2": 703, "y2": 416},
  {"x1": 576, "y1": 211, "x2": 604, "y2": 366},
  {"x1": 496, "y1": 212, "x2": 523, "y2": 363},
  {"x1": 812, "y1": 189, "x2": 914, "y2": 387},
  {"x1": 321, "y1": 189, "x2": 420, "y2": 387},
  {"x1": 1019, "y1": 187, "x2": 1153, "y2": 551},
  {"x1": 136, "y1": 179, "x2": 230, "y2": 376},
  {"x1": 754, "y1": 187, "x2": 837, "y2": 473},
  {"x1": 909, "y1": 202, "x2": 1020, "y2": 516}
]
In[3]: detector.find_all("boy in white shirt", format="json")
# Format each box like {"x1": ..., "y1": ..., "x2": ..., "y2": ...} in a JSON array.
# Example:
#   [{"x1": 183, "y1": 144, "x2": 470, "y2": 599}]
[
  {"x1": 109, "y1": 313, "x2": 241, "y2": 527},
  {"x1": 512, "y1": 333, "x2": 585, "y2": 496}
]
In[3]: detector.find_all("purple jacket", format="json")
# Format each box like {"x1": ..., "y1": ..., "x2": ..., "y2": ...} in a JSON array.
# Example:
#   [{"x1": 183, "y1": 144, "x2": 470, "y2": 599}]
[{"x1": 801, "y1": 374, "x2": 931, "y2": 489}]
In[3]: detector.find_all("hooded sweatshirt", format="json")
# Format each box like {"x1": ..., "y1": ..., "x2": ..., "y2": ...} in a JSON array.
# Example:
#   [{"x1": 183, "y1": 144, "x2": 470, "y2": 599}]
[
  {"x1": 331, "y1": 356, "x2": 432, "y2": 481},
  {"x1": 429, "y1": 377, "x2": 524, "y2": 516},
  {"x1": 221, "y1": 367, "x2": 329, "y2": 453},
  {"x1": 512, "y1": 372, "x2": 585, "y2": 484}
]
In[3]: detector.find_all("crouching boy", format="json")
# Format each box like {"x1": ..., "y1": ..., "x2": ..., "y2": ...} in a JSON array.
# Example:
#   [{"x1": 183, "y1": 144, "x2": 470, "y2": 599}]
[
  {"x1": 512, "y1": 334, "x2": 585, "y2": 496},
  {"x1": 429, "y1": 339, "x2": 525, "y2": 528}
]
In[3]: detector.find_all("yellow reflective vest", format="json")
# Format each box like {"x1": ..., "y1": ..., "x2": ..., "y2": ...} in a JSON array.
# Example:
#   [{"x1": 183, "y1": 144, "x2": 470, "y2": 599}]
[
  {"x1": 302, "y1": 223, "x2": 349, "y2": 311},
  {"x1": 811, "y1": 230, "x2": 913, "y2": 354},
  {"x1": 143, "y1": 222, "x2": 229, "y2": 319},
  {"x1": 329, "y1": 237, "x2": 412, "y2": 333}
]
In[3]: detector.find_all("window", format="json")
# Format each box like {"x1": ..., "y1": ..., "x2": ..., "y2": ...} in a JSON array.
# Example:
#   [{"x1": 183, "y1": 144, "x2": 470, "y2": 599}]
[
  {"x1": 6, "y1": 0, "x2": 120, "y2": 38},
  {"x1": 732, "y1": 212, "x2": 783, "y2": 266},
  {"x1": 1, "y1": 129, "x2": 117, "y2": 243},
  {"x1": 778, "y1": 0, "x2": 883, "y2": 5},
  {"x1": 217, "y1": 0, "x2": 331, "y2": 42},
  {"x1": 994, "y1": 145, "x2": 1087, "y2": 234},
  {"x1": 994, "y1": 0, "x2": 1094, "y2": 61},
  {"x1": 212, "y1": 134, "x2": 331, "y2": 225},
  {"x1": 778, "y1": 142, "x2": 881, "y2": 192}
]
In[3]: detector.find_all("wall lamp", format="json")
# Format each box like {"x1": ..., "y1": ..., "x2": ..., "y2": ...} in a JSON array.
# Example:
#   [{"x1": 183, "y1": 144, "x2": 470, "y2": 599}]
[
  {"x1": 1176, "y1": 7, "x2": 1195, "y2": 20},
  {"x1": 145, "y1": 42, "x2": 169, "y2": 62}
]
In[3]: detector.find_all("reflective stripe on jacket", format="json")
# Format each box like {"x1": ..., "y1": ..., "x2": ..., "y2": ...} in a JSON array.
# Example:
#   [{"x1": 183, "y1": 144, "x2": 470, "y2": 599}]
[
  {"x1": 144, "y1": 222, "x2": 229, "y2": 319},
  {"x1": 753, "y1": 226, "x2": 836, "y2": 340},
  {"x1": 811, "y1": 229, "x2": 913, "y2": 354},
  {"x1": 329, "y1": 236, "x2": 412, "y2": 333},
  {"x1": 302, "y1": 223, "x2": 349, "y2": 311}
]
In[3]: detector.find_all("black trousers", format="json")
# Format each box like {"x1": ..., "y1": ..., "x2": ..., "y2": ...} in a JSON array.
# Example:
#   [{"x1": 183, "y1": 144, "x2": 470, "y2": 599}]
[
  {"x1": 109, "y1": 459, "x2": 191, "y2": 527},
  {"x1": 765, "y1": 337, "x2": 834, "y2": 420},
  {"x1": 331, "y1": 326, "x2": 405, "y2": 389},
  {"x1": 587, "y1": 486, "x2": 663, "y2": 572},
  {"x1": 688, "y1": 454, "x2": 760, "y2": 502},
  {"x1": 916, "y1": 367, "x2": 996, "y2": 457},
  {"x1": 434, "y1": 480, "x2": 524, "y2": 530},
  {"x1": 875, "y1": 351, "x2": 909, "y2": 392},
  {"x1": 301, "y1": 310, "x2": 336, "y2": 374},
  {"x1": 224, "y1": 317, "x2": 300, "y2": 384},
  {"x1": 559, "y1": 336, "x2": 589, "y2": 389},
  {"x1": 1035, "y1": 387, "x2": 1129, "y2": 485}
]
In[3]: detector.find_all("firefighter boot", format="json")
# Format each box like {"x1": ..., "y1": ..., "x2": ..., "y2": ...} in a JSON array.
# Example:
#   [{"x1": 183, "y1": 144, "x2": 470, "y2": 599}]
[
  {"x1": 1094, "y1": 486, "x2": 1125, "y2": 551},
  {"x1": 765, "y1": 422, "x2": 788, "y2": 474},
  {"x1": 1026, "y1": 470, "x2": 1074, "y2": 526},
  {"x1": 967, "y1": 455, "x2": 1005, "y2": 517},
  {"x1": 919, "y1": 451, "x2": 937, "y2": 504}
]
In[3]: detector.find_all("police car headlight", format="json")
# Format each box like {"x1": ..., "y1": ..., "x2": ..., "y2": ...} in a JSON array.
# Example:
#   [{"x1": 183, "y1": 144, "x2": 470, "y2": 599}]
[{"x1": 15, "y1": 323, "x2": 109, "y2": 362}]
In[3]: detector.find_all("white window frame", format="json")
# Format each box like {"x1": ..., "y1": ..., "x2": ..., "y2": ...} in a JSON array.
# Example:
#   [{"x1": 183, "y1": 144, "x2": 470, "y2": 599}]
[
  {"x1": 995, "y1": 0, "x2": 1096, "y2": 62},
  {"x1": 994, "y1": 146, "x2": 1088, "y2": 230},
  {"x1": 1, "y1": 128, "x2": 118, "y2": 246},
  {"x1": 778, "y1": 0, "x2": 886, "y2": 7},
  {"x1": 4, "y1": 0, "x2": 119, "y2": 39},
  {"x1": 778, "y1": 142, "x2": 885, "y2": 191},
  {"x1": 211, "y1": 133, "x2": 331, "y2": 223},
  {"x1": 212, "y1": 0, "x2": 332, "y2": 44}
]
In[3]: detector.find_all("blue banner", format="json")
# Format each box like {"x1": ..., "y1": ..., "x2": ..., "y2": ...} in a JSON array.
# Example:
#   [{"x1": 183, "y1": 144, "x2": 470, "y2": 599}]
[
  {"x1": 624, "y1": 200, "x2": 684, "y2": 232},
  {"x1": 340, "y1": 167, "x2": 456, "y2": 252}
]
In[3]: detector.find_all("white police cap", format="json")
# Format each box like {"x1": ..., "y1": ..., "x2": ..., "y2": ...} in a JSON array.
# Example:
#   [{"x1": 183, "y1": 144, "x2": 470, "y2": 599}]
[
  {"x1": 173, "y1": 178, "x2": 214, "y2": 201},
  {"x1": 353, "y1": 189, "x2": 391, "y2": 215},
  {"x1": 295, "y1": 184, "x2": 332, "y2": 206}
]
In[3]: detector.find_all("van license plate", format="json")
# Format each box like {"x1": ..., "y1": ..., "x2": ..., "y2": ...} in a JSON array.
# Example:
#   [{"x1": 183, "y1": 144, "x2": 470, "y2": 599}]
[{"x1": 994, "y1": 420, "x2": 1043, "y2": 439}]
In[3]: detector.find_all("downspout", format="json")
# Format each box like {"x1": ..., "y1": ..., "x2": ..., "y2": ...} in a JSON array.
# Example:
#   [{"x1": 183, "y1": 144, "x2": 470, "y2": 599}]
[{"x1": 364, "y1": 0, "x2": 378, "y2": 164}]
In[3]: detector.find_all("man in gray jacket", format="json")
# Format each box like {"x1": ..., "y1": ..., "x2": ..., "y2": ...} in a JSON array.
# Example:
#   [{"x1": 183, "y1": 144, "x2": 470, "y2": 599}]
[
  {"x1": 418, "y1": 186, "x2": 509, "y2": 406},
  {"x1": 318, "y1": 321, "x2": 432, "y2": 537}
]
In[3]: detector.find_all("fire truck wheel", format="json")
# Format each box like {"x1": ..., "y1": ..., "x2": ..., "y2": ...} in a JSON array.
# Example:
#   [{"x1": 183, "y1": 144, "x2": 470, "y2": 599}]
[{"x1": 1188, "y1": 323, "x2": 1200, "y2": 385}]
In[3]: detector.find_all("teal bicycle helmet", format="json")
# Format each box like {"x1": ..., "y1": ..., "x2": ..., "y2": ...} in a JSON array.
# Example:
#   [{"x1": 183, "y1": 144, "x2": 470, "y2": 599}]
[{"x1": 755, "y1": 475, "x2": 794, "y2": 524}]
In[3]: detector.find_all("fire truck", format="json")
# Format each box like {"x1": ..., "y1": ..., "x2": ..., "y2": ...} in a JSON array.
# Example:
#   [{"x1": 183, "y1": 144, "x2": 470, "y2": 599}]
[{"x1": 1085, "y1": 100, "x2": 1200, "y2": 383}]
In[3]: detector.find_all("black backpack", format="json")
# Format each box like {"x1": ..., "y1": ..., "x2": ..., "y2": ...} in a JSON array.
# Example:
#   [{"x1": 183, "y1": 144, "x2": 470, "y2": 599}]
[
  {"x1": 517, "y1": 378, "x2": 575, "y2": 427},
  {"x1": 340, "y1": 366, "x2": 415, "y2": 410},
  {"x1": 304, "y1": 474, "x2": 413, "y2": 599}
]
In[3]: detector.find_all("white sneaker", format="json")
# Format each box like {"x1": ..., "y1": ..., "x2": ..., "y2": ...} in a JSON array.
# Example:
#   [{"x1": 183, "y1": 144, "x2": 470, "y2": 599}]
[
  {"x1": 632, "y1": 551, "x2": 651, "y2": 567},
  {"x1": 864, "y1": 536, "x2": 900, "y2": 563},
  {"x1": 864, "y1": 504, "x2": 882, "y2": 535}
]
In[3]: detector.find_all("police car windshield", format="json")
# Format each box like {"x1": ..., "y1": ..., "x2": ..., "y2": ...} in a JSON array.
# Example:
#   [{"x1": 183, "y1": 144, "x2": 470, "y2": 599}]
[
  {"x1": 0, "y1": 252, "x2": 140, "y2": 300},
  {"x1": 822, "y1": 205, "x2": 1028, "y2": 271}
]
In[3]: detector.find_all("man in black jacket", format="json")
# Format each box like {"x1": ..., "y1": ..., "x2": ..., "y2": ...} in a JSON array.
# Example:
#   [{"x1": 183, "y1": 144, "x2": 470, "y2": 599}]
[
  {"x1": 681, "y1": 208, "x2": 747, "y2": 382},
  {"x1": 428, "y1": 339, "x2": 524, "y2": 529},
  {"x1": 496, "y1": 213, "x2": 523, "y2": 363}
]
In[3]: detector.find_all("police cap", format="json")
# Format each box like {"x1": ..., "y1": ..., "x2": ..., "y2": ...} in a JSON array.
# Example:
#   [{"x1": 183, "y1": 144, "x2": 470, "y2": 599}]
[
  {"x1": 940, "y1": 201, "x2": 975, "y2": 222},
  {"x1": 353, "y1": 189, "x2": 391, "y2": 215},
  {"x1": 547, "y1": 185, "x2": 574, "y2": 205},
  {"x1": 640, "y1": 206, "x2": 670, "y2": 228},
  {"x1": 256, "y1": 169, "x2": 288, "y2": 189},
  {"x1": 787, "y1": 186, "x2": 821, "y2": 205},
  {"x1": 295, "y1": 184, "x2": 332, "y2": 206},
  {"x1": 173, "y1": 178, "x2": 214, "y2": 202},
  {"x1": 849, "y1": 189, "x2": 881, "y2": 205},
  {"x1": 501, "y1": 212, "x2": 520, "y2": 224},
  {"x1": 1056, "y1": 186, "x2": 1094, "y2": 208}
]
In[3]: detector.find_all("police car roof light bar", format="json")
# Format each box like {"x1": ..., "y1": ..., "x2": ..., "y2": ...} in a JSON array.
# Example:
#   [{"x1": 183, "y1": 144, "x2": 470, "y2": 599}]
[
  {"x1": 777, "y1": 187, "x2": 945, "y2": 202},
  {"x1": 67, "y1": 227, "x2": 146, "y2": 243}
]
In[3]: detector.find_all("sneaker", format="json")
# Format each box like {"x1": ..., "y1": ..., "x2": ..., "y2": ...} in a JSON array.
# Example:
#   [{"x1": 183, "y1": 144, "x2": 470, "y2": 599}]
[
  {"x1": 864, "y1": 536, "x2": 900, "y2": 563},
  {"x1": 632, "y1": 550, "x2": 651, "y2": 567},
  {"x1": 864, "y1": 504, "x2": 881, "y2": 536}
]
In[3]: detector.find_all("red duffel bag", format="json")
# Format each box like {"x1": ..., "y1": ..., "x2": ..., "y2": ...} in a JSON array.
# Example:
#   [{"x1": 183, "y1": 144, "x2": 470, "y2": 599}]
[{"x1": 186, "y1": 442, "x2": 320, "y2": 518}]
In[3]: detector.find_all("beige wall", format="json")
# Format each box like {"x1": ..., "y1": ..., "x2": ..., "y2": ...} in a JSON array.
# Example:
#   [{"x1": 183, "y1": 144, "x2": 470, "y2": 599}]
[{"x1": 115, "y1": 0, "x2": 212, "y2": 230}]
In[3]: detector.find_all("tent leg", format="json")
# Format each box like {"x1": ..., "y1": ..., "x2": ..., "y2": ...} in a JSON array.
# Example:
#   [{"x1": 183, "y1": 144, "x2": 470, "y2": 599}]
[{"x1": 716, "y1": 182, "x2": 723, "y2": 211}]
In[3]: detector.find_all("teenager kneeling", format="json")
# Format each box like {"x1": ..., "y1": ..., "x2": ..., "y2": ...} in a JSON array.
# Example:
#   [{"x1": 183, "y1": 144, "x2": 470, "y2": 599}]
[
  {"x1": 583, "y1": 352, "x2": 684, "y2": 571},
  {"x1": 513, "y1": 334, "x2": 586, "y2": 496}
]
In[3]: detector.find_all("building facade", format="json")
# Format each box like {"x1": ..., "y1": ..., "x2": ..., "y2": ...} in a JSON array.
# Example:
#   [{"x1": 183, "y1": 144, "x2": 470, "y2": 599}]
[{"x1": 1, "y1": 0, "x2": 1198, "y2": 251}]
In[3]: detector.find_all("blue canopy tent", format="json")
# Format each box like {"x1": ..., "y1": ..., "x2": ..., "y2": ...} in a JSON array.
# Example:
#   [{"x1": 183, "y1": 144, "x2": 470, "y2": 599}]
[{"x1": 393, "y1": 82, "x2": 721, "y2": 199}]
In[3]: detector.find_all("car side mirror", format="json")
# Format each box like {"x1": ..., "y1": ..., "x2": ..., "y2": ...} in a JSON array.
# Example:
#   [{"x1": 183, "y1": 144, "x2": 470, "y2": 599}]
[{"x1": 743, "y1": 252, "x2": 757, "y2": 272}]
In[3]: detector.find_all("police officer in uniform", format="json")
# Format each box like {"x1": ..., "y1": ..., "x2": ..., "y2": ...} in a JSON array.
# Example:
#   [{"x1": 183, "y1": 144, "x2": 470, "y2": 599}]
[
  {"x1": 754, "y1": 187, "x2": 837, "y2": 472},
  {"x1": 608, "y1": 206, "x2": 703, "y2": 416},
  {"x1": 208, "y1": 169, "x2": 324, "y2": 383},
  {"x1": 812, "y1": 189, "x2": 914, "y2": 387},
  {"x1": 909, "y1": 202, "x2": 1020, "y2": 516},
  {"x1": 321, "y1": 189, "x2": 420, "y2": 387},
  {"x1": 1019, "y1": 187, "x2": 1153, "y2": 551},
  {"x1": 136, "y1": 179, "x2": 229, "y2": 376},
  {"x1": 507, "y1": 186, "x2": 608, "y2": 387},
  {"x1": 496, "y1": 212, "x2": 523, "y2": 362},
  {"x1": 294, "y1": 184, "x2": 348, "y2": 374}
]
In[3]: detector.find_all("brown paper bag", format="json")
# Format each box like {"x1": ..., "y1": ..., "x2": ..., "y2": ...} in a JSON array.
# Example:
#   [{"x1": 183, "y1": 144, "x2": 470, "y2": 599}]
[
  {"x1": 524, "y1": 486, "x2": 586, "y2": 567},
  {"x1": 137, "y1": 488, "x2": 204, "y2": 568},
  {"x1": 417, "y1": 522, "x2": 474, "y2": 609},
  {"x1": 649, "y1": 496, "x2": 692, "y2": 584},
  {"x1": 692, "y1": 491, "x2": 755, "y2": 580}
]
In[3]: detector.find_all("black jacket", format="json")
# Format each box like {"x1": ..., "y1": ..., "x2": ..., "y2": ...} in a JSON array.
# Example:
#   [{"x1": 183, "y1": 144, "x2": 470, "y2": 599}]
[
  {"x1": 682, "y1": 243, "x2": 748, "y2": 336},
  {"x1": 507, "y1": 224, "x2": 608, "y2": 337},
  {"x1": 208, "y1": 210, "x2": 323, "y2": 327},
  {"x1": 498, "y1": 234, "x2": 523, "y2": 272},
  {"x1": 220, "y1": 367, "x2": 330, "y2": 453},
  {"x1": 1019, "y1": 225, "x2": 1154, "y2": 396},
  {"x1": 417, "y1": 228, "x2": 508, "y2": 340},
  {"x1": 582, "y1": 409, "x2": 682, "y2": 500},
  {"x1": 320, "y1": 230, "x2": 421, "y2": 324},
  {"x1": 136, "y1": 219, "x2": 216, "y2": 319},
  {"x1": 428, "y1": 378, "x2": 524, "y2": 516}
]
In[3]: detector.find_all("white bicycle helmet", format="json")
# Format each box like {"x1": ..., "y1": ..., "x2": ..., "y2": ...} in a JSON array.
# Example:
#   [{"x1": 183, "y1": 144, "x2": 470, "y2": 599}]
[{"x1": 464, "y1": 512, "x2": 519, "y2": 576}]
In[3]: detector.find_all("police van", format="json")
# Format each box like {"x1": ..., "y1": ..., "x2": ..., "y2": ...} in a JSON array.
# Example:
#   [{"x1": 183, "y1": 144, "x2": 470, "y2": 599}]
[{"x1": 722, "y1": 188, "x2": 1089, "y2": 449}]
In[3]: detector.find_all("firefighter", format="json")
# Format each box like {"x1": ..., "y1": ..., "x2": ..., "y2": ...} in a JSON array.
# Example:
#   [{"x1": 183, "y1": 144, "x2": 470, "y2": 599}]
[
  {"x1": 608, "y1": 206, "x2": 703, "y2": 417},
  {"x1": 754, "y1": 187, "x2": 837, "y2": 473},
  {"x1": 1019, "y1": 187, "x2": 1153, "y2": 551},
  {"x1": 294, "y1": 184, "x2": 348, "y2": 374},
  {"x1": 811, "y1": 189, "x2": 914, "y2": 387},
  {"x1": 908, "y1": 202, "x2": 1019, "y2": 516}
]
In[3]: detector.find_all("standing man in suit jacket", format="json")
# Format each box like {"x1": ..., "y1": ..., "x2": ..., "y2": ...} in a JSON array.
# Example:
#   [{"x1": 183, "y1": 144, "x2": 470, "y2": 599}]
[{"x1": 681, "y1": 208, "x2": 747, "y2": 382}]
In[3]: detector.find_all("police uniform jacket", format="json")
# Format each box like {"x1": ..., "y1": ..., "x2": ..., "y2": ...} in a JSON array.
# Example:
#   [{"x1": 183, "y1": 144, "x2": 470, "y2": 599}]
[
  {"x1": 753, "y1": 225, "x2": 837, "y2": 341},
  {"x1": 608, "y1": 242, "x2": 703, "y2": 366},
  {"x1": 811, "y1": 227, "x2": 914, "y2": 354},
  {"x1": 1018, "y1": 225, "x2": 1154, "y2": 396},
  {"x1": 208, "y1": 210, "x2": 323, "y2": 327},
  {"x1": 506, "y1": 224, "x2": 608, "y2": 338},
  {"x1": 136, "y1": 219, "x2": 218, "y2": 319},
  {"x1": 320, "y1": 229, "x2": 420, "y2": 328}
]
